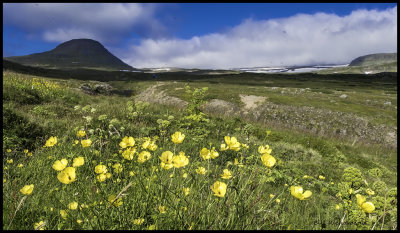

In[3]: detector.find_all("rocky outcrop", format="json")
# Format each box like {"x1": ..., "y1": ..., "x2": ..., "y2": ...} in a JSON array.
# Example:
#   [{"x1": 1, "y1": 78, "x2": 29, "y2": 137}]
[{"x1": 80, "y1": 82, "x2": 113, "y2": 95}]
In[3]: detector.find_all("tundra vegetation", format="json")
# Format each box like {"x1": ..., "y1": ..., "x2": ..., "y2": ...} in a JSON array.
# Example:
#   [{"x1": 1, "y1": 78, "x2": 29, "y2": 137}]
[{"x1": 3, "y1": 68, "x2": 397, "y2": 230}]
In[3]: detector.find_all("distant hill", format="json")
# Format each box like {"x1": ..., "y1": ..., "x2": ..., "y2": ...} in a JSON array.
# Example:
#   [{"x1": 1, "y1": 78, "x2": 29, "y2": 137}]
[
  {"x1": 4, "y1": 39, "x2": 135, "y2": 71},
  {"x1": 349, "y1": 53, "x2": 397, "y2": 66}
]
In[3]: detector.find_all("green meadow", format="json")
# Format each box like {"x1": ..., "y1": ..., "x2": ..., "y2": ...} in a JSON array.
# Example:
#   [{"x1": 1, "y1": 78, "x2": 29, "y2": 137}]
[{"x1": 3, "y1": 68, "x2": 397, "y2": 230}]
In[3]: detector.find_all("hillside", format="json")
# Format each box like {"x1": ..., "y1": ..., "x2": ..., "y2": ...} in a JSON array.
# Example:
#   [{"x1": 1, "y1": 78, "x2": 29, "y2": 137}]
[
  {"x1": 4, "y1": 39, "x2": 135, "y2": 71},
  {"x1": 349, "y1": 53, "x2": 397, "y2": 67},
  {"x1": 316, "y1": 53, "x2": 397, "y2": 74},
  {"x1": 3, "y1": 67, "x2": 397, "y2": 230}
]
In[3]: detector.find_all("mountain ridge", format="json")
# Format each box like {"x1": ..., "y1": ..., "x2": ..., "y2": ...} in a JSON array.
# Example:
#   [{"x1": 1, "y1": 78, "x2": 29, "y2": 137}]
[{"x1": 4, "y1": 39, "x2": 135, "y2": 71}]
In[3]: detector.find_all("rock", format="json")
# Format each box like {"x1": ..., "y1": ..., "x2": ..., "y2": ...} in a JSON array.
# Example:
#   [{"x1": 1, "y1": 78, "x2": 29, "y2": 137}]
[
  {"x1": 94, "y1": 83, "x2": 113, "y2": 95},
  {"x1": 339, "y1": 94, "x2": 347, "y2": 99},
  {"x1": 80, "y1": 83, "x2": 96, "y2": 95},
  {"x1": 80, "y1": 82, "x2": 113, "y2": 95}
]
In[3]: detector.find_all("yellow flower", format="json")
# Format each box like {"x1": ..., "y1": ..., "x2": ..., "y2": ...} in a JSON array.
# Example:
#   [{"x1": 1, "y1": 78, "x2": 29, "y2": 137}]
[
  {"x1": 303, "y1": 175, "x2": 310, "y2": 179},
  {"x1": 195, "y1": 166, "x2": 207, "y2": 175},
  {"x1": 211, "y1": 181, "x2": 227, "y2": 198},
  {"x1": 160, "y1": 151, "x2": 174, "y2": 170},
  {"x1": 183, "y1": 173, "x2": 188, "y2": 178},
  {"x1": 234, "y1": 157, "x2": 244, "y2": 167},
  {"x1": 52, "y1": 159, "x2": 68, "y2": 171},
  {"x1": 17, "y1": 163, "x2": 23, "y2": 168},
  {"x1": 112, "y1": 163, "x2": 123, "y2": 173},
  {"x1": 57, "y1": 167, "x2": 76, "y2": 184},
  {"x1": 224, "y1": 136, "x2": 241, "y2": 151},
  {"x1": 365, "y1": 188, "x2": 375, "y2": 196},
  {"x1": 45, "y1": 136, "x2": 57, "y2": 147},
  {"x1": 356, "y1": 194, "x2": 375, "y2": 213},
  {"x1": 172, "y1": 151, "x2": 189, "y2": 168},
  {"x1": 72, "y1": 157, "x2": 84, "y2": 167},
  {"x1": 183, "y1": 187, "x2": 190, "y2": 196},
  {"x1": 276, "y1": 199, "x2": 281, "y2": 203},
  {"x1": 142, "y1": 139, "x2": 150, "y2": 149},
  {"x1": 60, "y1": 210, "x2": 68, "y2": 219},
  {"x1": 335, "y1": 204, "x2": 341, "y2": 210},
  {"x1": 97, "y1": 174, "x2": 107, "y2": 182},
  {"x1": 290, "y1": 186, "x2": 312, "y2": 200},
  {"x1": 119, "y1": 141, "x2": 127, "y2": 149},
  {"x1": 270, "y1": 194, "x2": 275, "y2": 198},
  {"x1": 20, "y1": 184, "x2": 34, "y2": 195},
  {"x1": 220, "y1": 143, "x2": 228, "y2": 151},
  {"x1": 138, "y1": 151, "x2": 152, "y2": 163},
  {"x1": 34, "y1": 220, "x2": 45, "y2": 230},
  {"x1": 147, "y1": 224, "x2": 156, "y2": 230},
  {"x1": 76, "y1": 130, "x2": 86, "y2": 138},
  {"x1": 120, "y1": 136, "x2": 135, "y2": 148},
  {"x1": 348, "y1": 188, "x2": 353, "y2": 195},
  {"x1": 158, "y1": 205, "x2": 167, "y2": 214},
  {"x1": 200, "y1": 148, "x2": 211, "y2": 160},
  {"x1": 122, "y1": 147, "x2": 136, "y2": 160},
  {"x1": 133, "y1": 218, "x2": 145, "y2": 225},
  {"x1": 7, "y1": 159, "x2": 13, "y2": 164},
  {"x1": 108, "y1": 195, "x2": 123, "y2": 207},
  {"x1": 127, "y1": 137, "x2": 135, "y2": 147},
  {"x1": 27, "y1": 152, "x2": 33, "y2": 157},
  {"x1": 129, "y1": 171, "x2": 135, "y2": 176},
  {"x1": 77, "y1": 219, "x2": 83, "y2": 224},
  {"x1": 260, "y1": 153, "x2": 276, "y2": 168},
  {"x1": 106, "y1": 173, "x2": 112, "y2": 178},
  {"x1": 74, "y1": 140, "x2": 79, "y2": 145},
  {"x1": 3, "y1": 179, "x2": 6, "y2": 183},
  {"x1": 81, "y1": 139, "x2": 92, "y2": 148},
  {"x1": 258, "y1": 145, "x2": 272, "y2": 154},
  {"x1": 24, "y1": 149, "x2": 29, "y2": 154},
  {"x1": 95, "y1": 164, "x2": 107, "y2": 174},
  {"x1": 220, "y1": 169, "x2": 232, "y2": 179},
  {"x1": 171, "y1": 131, "x2": 185, "y2": 144},
  {"x1": 68, "y1": 201, "x2": 78, "y2": 210},
  {"x1": 361, "y1": 202, "x2": 375, "y2": 213},
  {"x1": 6, "y1": 149, "x2": 11, "y2": 153},
  {"x1": 210, "y1": 147, "x2": 219, "y2": 159},
  {"x1": 319, "y1": 175, "x2": 325, "y2": 180},
  {"x1": 148, "y1": 141, "x2": 158, "y2": 151}
]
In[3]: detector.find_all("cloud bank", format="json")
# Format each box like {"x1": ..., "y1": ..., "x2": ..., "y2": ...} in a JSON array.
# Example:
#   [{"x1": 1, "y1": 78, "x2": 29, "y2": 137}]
[
  {"x1": 3, "y1": 4, "x2": 397, "y2": 69},
  {"x1": 3, "y1": 3, "x2": 167, "y2": 45},
  {"x1": 124, "y1": 6, "x2": 397, "y2": 69}
]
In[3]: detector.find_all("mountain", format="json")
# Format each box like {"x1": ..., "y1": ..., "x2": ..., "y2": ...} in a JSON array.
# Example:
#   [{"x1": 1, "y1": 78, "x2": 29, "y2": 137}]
[
  {"x1": 349, "y1": 53, "x2": 397, "y2": 67},
  {"x1": 4, "y1": 39, "x2": 135, "y2": 71}
]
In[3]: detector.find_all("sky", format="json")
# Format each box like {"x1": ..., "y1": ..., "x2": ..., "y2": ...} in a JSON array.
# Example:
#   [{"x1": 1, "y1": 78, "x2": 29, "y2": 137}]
[{"x1": 3, "y1": 3, "x2": 397, "y2": 69}]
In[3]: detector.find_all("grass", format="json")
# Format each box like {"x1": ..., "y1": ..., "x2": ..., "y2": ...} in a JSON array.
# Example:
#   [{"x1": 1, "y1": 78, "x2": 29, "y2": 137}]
[{"x1": 2, "y1": 68, "x2": 397, "y2": 230}]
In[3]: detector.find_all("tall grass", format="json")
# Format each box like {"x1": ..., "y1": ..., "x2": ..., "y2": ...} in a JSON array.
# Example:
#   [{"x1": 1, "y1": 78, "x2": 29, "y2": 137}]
[{"x1": 3, "y1": 70, "x2": 397, "y2": 230}]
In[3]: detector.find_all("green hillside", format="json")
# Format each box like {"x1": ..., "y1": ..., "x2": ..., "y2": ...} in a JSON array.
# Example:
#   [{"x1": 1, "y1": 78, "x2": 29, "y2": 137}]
[
  {"x1": 4, "y1": 39, "x2": 134, "y2": 71},
  {"x1": 349, "y1": 53, "x2": 397, "y2": 67},
  {"x1": 3, "y1": 65, "x2": 397, "y2": 230}
]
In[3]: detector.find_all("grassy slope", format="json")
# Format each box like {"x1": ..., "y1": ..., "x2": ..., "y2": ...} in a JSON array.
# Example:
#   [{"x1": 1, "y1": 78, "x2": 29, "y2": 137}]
[{"x1": 3, "y1": 69, "x2": 397, "y2": 230}]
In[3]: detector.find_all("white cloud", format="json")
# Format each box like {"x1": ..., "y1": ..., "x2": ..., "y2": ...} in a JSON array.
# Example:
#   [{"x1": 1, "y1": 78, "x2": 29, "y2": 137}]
[
  {"x1": 124, "y1": 6, "x2": 397, "y2": 69},
  {"x1": 3, "y1": 3, "x2": 166, "y2": 44}
]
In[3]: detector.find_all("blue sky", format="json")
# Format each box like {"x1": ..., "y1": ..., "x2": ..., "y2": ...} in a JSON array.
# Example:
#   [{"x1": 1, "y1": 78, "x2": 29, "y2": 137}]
[{"x1": 3, "y1": 3, "x2": 397, "y2": 69}]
